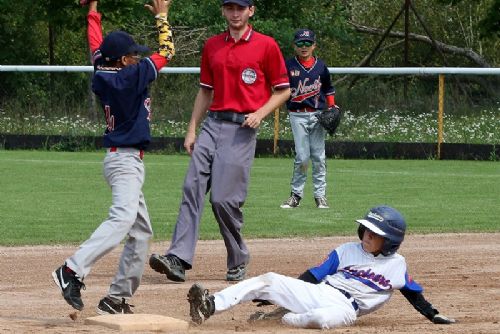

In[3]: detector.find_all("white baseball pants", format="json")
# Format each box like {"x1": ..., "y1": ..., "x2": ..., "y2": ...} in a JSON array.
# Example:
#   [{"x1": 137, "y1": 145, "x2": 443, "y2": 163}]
[{"x1": 213, "y1": 272, "x2": 357, "y2": 329}]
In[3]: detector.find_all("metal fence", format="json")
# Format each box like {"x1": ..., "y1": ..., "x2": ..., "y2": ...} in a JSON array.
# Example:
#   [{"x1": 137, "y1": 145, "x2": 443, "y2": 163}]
[{"x1": 1, "y1": 66, "x2": 499, "y2": 158}]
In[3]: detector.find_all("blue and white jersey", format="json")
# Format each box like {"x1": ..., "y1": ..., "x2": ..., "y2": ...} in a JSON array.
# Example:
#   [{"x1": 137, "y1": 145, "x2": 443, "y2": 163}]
[
  {"x1": 285, "y1": 56, "x2": 335, "y2": 111},
  {"x1": 309, "y1": 242, "x2": 423, "y2": 316},
  {"x1": 92, "y1": 53, "x2": 159, "y2": 150}
]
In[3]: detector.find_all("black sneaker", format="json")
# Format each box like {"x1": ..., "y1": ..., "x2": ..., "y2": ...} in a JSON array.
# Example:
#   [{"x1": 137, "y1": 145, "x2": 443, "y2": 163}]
[
  {"x1": 52, "y1": 264, "x2": 86, "y2": 311},
  {"x1": 149, "y1": 254, "x2": 186, "y2": 282},
  {"x1": 226, "y1": 264, "x2": 246, "y2": 281},
  {"x1": 96, "y1": 297, "x2": 134, "y2": 315},
  {"x1": 187, "y1": 283, "x2": 215, "y2": 325},
  {"x1": 280, "y1": 193, "x2": 301, "y2": 209}
]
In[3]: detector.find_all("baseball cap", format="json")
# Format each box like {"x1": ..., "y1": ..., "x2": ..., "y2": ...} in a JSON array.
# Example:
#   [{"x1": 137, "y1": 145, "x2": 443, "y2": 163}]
[
  {"x1": 100, "y1": 31, "x2": 150, "y2": 61},
  {"x1": 221, "y1": 0, "x2": 254, "y2": 6},
  {"x1": 294, "y1": 29, "x2": 316, "y2": 43}
]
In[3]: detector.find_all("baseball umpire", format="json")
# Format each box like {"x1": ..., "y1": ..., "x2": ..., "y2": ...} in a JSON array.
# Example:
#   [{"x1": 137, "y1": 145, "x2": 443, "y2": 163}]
[
  {"x1": 149, "y1": 0, "x2": 290, "y2": 283},
  {"x1": 187, "y1": 206, "x2": 456, "y2": 329},
  {"x1": 52, "y1": 0, "x2": 174, "y2": 314}
]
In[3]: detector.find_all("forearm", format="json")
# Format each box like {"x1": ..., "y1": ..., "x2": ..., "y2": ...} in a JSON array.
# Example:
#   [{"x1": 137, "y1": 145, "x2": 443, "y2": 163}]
[
  {"x1": 187, "y1": 88, "x2": 213, "y2": 134},
  {"x1": 400, "y1": 289, "x2": 438, "y2": 321},
  {"x1": 155, "y1": 13, "x2": 175, "y2": 60}
]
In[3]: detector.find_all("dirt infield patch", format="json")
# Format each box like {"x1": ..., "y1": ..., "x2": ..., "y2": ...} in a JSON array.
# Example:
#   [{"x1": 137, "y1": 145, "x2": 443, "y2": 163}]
[{"x1": 1, "y1": 233, "x2": 499, "y2": 333}]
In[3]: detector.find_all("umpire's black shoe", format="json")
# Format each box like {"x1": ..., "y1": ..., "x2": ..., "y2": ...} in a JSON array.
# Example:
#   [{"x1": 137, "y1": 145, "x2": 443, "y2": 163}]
[
  {"x1": 52, "y1": 264, "x2": 86, "y2": 311},
  {"x1": 226, "y1": 264, "x2": 246, "y2": 281},
  {"x1": 149, "y1": 254, "x2": 186, "y2": 282},
  {"x1": 96, "y1": 297, "x2": 134, "y2": 315},
  {"x1": 187, "y1": 283, "x2": 215, "y2": 325}
]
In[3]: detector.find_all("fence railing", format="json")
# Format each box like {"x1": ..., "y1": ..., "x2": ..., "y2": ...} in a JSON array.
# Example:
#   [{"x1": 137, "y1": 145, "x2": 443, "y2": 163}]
[
  {"x1": 1, "y1": 66, "x2": 499, "y2": 158},
  {"x1": 1, "y1": 65, "x2": 500, "y2": 75}
]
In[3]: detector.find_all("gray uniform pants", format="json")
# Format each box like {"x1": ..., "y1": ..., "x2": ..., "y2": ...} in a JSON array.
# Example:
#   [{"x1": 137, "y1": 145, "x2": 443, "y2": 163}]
[
  {"x1": 167, "y1": 117, "x2": 257, "y2": 269},
  {"x1": 66, "y1": 148, "x2": 153, "y2": 302},
  {"x1": 289, "y1": 111, "x2": 327, "y2": 198}
]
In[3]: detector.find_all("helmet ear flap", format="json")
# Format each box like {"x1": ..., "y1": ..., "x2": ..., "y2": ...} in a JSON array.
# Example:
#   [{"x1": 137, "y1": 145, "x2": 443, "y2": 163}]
[{"x1": 357, "y1": 224, "x2": 366, "y2": 240}]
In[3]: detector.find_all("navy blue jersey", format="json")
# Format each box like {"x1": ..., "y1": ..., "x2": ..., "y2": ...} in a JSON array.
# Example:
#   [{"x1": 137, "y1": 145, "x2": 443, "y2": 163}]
[
  {"x1": 92, "y1": 52, "x2": 159, "y2": 150},
  {"x1": 285, "y1": 56, "x2": 335, "y2": 111}
]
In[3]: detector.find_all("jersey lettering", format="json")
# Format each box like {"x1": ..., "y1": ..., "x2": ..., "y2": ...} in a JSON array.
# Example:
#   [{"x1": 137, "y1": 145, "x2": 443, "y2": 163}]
[
  {"x1": 144, "y1": 97, "x2": 152, "y2": 121},
  {"x1": 104, "y1": 105, "x2": 115, "y2": 132},
  {"x1": 290, "y1": 77, "x2": 322, "y2": 103},
  {"x1": 340, "y1": 265, "x2": 393, "y2": 290}
]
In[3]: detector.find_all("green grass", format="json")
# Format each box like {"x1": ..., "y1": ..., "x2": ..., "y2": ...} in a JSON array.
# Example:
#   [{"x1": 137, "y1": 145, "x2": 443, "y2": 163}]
[{"x1": 0, "y1": 150, "x2": 498, "y2": 246}]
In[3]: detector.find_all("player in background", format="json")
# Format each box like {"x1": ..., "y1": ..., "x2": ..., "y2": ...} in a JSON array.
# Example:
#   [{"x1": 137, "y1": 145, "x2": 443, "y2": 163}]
[
  {"x1": 51, "y1": 0, "x2": 174, "y2": 314},
  {"x1": 280, "y1": 29, "x2": 336, "y2": 210},
  {"x1": 187, "y1": 206, "x2": 456, "y2": 329},
  {"x1": 149, "y1": 0, "x2": 290, "y2": 283}
]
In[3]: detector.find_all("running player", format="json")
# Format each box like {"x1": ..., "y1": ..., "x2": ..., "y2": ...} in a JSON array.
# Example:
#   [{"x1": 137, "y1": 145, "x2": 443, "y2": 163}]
[{"x1": 187, "y1": 206, "x2": 456, "y2": 329}]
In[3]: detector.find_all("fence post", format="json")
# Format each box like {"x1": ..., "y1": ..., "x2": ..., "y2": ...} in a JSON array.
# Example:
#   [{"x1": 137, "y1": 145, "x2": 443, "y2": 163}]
[
  {"x1": 437, "y1": 74, "x2": 445, "y2": 159},
  {"x1": 273, "y1": 108, "x2": 280, "y2": 155}
]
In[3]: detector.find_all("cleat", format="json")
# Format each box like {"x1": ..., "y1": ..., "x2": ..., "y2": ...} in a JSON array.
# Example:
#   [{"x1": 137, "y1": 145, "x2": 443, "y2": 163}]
[
  {"x1": 187, "y1": 283, "x2": 214, "y2": 325},
  {"x1": 315, "y1": 196, "x2": 329, "y2": 209},
  {"x1": 280, "y1": 193, "x2": 301, "y2": 209},
  {"x1": 149, "y1": 254, "x2": 186, "y2": 282},
  {"x1": 226, "y1": 264, "x2": 246, "y2": 282},
  {"x1": 96, "y1": 297, "x2": 134, "y2": 315},
  {"x1": 52, "y1": 264, "x2": 85, "y2": 311}
]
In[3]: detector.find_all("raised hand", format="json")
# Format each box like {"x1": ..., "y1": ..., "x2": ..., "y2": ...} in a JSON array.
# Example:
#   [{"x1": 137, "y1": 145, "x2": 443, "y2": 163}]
[{"x1": 145, "y1": 0, "x2": 172, "y2": 17}]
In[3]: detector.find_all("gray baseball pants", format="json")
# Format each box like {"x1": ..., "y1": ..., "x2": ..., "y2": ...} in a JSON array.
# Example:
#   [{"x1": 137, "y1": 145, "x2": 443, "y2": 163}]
[
  {"x1": 167, "y1": 117, "x2": 257, "y2": 269},
  {"x1": 289, "y1": 111, "x2": 327, "y2": 198},
  {"x1": 66, "y1": 148, "x2": 153, "y2": 302}
]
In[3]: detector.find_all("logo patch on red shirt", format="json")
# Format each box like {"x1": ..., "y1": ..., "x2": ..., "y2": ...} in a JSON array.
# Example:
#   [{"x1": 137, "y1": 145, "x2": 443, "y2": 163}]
[{"x1": 241, "y1": 68, "x2": 257, "y2": 84}]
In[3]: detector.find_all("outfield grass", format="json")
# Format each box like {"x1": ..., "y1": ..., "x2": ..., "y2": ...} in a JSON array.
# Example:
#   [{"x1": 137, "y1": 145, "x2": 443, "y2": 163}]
[{"x1": 0, "y1": 150, "x2": 498, "y2": 246}]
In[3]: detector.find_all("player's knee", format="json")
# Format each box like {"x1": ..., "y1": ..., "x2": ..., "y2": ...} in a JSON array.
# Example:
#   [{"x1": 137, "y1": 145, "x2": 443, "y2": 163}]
[
  {"x1": 310, "y1": 310, "x2": 356, "y2": 329},
  {"x1": 211, "y1": 198, "x2": 242, "y2": 212},
  {"x1": 259, "y1": 272, "x2": 282, "y2": 285}
]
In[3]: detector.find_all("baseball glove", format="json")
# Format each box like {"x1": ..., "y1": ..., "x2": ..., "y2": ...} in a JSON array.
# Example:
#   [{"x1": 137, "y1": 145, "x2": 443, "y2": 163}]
[{"x1": 316, "y1": 106, "x2": 342, "y2": 136}]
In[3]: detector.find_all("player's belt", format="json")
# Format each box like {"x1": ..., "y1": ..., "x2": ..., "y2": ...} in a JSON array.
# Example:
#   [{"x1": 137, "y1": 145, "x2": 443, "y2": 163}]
[
  {"x1": 326, "y1": 283, "x2": 359, "y2": 311},
  {"x1": 108, "y1": 147, "x2": 144, "y2": 160},
  {"x1": 207, "y1": 110, "x2": 248, "y2": 124},
  {"x1": 289, "y1": 107, "x2": 317, "y2": 112}
]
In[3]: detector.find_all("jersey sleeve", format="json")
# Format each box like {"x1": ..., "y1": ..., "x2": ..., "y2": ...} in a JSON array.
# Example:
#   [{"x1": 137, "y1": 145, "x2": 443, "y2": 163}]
[
  {"x1": 401, "y1": 271, "x2": 424, "y2": 293},
  {"x1": 320, "y1": 63, "x2": 335, "y2": 97},
  {"x1": 308, "y1": 249, "x2": 340, "y2": 281},
  {"x1": 263, "y1": 40, "x2": 290, "y2": 90},
  {"x1": 117, "y1": 58, "x2": 159, "y2": 93},
  {"x1": 87, "y1": 11, "x2": 103, "y2": 56}
]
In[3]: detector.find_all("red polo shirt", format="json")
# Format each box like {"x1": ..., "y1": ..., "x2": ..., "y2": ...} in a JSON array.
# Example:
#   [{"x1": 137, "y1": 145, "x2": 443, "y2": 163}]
[{"x1": 199, "y1": 25, "x2": 290, "y2": 113}]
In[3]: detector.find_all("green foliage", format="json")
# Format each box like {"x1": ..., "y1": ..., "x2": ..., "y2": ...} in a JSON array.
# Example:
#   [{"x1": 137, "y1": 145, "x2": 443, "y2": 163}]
[
  {"x1": 0, "y1": 151, "x2": 498, "y2": 245},
  {"x1": 0, "y1": 0, "x2": 498, "y2": 126}
]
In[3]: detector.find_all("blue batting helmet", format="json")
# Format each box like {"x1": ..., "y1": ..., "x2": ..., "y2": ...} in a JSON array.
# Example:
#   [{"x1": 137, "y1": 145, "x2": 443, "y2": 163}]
[{"x1": 356, "y1": 206, "x2": 406, "y2": 256}]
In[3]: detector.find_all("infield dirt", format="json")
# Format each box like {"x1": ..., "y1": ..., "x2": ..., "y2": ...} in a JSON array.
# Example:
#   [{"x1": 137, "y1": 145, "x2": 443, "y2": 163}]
[{"x1": 1, "y1": 233, "x2": 499, "y2": 333}]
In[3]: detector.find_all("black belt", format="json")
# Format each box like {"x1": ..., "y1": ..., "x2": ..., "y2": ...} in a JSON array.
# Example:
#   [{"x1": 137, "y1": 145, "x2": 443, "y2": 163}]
[
  {"x1": 207, "y1": 110, "x2": 248, "y2": 124},
  {"x1": 326, "y1": 282, "x2": 359, "y2": 311},
  {"x1": 289, "y1": 107, "x2": 317, "y2": 112}
]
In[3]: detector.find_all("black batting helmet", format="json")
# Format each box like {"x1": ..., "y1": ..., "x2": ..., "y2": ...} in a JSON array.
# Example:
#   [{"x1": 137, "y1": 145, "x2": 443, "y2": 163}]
[{"x1": 355, "y1": 206, "x2": 406, "y2": 256}]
